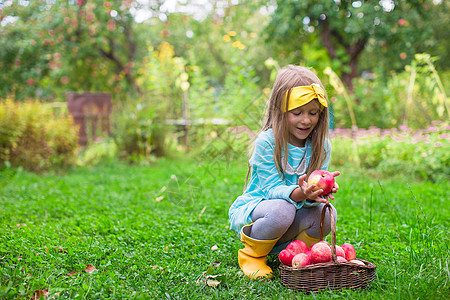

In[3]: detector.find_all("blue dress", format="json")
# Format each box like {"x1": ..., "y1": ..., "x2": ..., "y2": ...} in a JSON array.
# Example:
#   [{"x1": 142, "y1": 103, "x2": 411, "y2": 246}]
[{"x1": 228, "y1": 129, "x2": 331, "y2": 232}]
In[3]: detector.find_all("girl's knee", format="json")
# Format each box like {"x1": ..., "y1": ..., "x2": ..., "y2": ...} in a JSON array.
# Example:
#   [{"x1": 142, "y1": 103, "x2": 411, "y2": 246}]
[
  {"x1": 269, "y1": 201, "x2": 296, "y2": 228},
  {"x1": 250, "y1": 200, "x2": 297, "y2": 239}
]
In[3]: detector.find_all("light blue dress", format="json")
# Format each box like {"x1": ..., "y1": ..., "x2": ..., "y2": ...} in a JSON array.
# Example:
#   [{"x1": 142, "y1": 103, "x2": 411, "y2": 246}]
[{"x1": 228, "y1": 129, "x2": 331, "y2": 232}]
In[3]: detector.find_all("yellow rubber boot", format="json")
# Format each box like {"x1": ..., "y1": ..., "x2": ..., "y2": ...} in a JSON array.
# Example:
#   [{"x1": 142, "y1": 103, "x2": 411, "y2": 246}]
[
  {"x1": 296, "y1": 231, "x2": 321, "y2": 248},
  {"x1": 238, "y1": 224, "x2": 280, "y2": 279}
]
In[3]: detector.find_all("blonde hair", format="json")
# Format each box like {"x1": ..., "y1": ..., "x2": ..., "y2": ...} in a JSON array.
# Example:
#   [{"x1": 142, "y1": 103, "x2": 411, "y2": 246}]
[{"x1": 245, "y1": 65, "x2": 329, "y2": 186}]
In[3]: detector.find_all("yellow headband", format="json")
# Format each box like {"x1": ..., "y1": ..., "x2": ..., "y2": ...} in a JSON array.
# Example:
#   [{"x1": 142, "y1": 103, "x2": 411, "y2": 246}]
[{"x1": 282, "y1": 83, "x2": 328, "y2": 112}]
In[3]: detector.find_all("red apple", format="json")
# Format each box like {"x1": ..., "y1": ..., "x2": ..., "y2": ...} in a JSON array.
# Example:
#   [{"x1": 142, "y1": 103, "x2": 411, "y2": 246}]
[
  {"x1": 341, "y1": 243, "x2": 356, "y2": 261},
  {"x1": 286, "y1": 240, "x2": 308, "y2": 255},
  {"x1": 310, "y1": 241, "x2": 332, "y2": 264},
  {"x1": 292, "y1": 253, "x2": 311, "y2": 267},
  {"x1": 308, "y1": 240, "x2": 329, "y2": 252},
  {"x1": 336, "y1": 256, "x2": 348, "y2": 262},
  {"x1": 307, "y1": 170, "x2": 335, "y2": 196},
  {"x1": 349, "y1": 259, "x2": 365, "y2": 266},
  {"x1": 279, "y1": 249, "x2": 295, "y2": 266},
  {"x1": 333, "y1": 245, "x2": 346, "y2": 258}
]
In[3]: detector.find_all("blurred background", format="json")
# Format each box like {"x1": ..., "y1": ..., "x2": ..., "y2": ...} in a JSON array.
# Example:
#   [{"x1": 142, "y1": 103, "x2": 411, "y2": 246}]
[{"x1": 0, "y1": 0, "x2": 448, "y2": 180}]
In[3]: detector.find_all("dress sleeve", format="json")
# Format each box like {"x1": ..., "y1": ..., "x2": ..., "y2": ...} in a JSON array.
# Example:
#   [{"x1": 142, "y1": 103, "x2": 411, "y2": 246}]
[{"x1": 250, "y1": 136, "x2": 300, "y2": 206}]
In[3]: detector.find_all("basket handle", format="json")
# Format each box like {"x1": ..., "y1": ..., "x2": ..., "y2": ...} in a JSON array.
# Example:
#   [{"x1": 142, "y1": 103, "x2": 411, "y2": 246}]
[{"x1": 319, "y1": 203, "x2": 338, "y2": 263}]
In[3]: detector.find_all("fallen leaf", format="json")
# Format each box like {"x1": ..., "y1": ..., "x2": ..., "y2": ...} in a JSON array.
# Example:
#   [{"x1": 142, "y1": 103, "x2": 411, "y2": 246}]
[
  {"x1": 55, "y1": 247, "x2": 68, "y2": 254},
  {"x1": 155, "y1": 196, "x2": 164, "y2": 202},
  {"x1": 198, "y1": 206, "x2": 207, "y2": 218},
  {"x1": 159, "y1": 186, "x2": 167, "y2": 193},
  {"x1": 149, "y1": 265, "x2": 164, "y2": 273},
  {"x1": 30, "y1": 289, "x2": 48, "y2": 300},
  {"x1": 196, "y1": 271, "x2": 226, "y2": 287},
  {"x1": 84, "y1": 264, "x2": 97, "y2": 273},
  {"x1": 212, "y1": 261, "x2": 221, "y2": 268},
  {"x1": 211, "y1": 245, "x2": 218, "y2": 251},
  {"x1": 67, "y1": 271, "x2": 77, "y2": 276},
  {"x1": 206, "y1": 279, "x2": 220, "y2": 287},
  {"x1": 17, "y1": 223, "x2": 27, "y2": 228}
]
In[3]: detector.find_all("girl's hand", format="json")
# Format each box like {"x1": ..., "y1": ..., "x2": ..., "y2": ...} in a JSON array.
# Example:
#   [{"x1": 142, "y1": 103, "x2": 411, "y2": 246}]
[
  {"x1": 297, "y1": 174, "x2": 329, "y2": 204},
  {"x1": 297, "y1": 171, "x2": 340, "y2": 203},
  {"x1": 323, "y1": 171, "x2": 340, "y2": 200}
]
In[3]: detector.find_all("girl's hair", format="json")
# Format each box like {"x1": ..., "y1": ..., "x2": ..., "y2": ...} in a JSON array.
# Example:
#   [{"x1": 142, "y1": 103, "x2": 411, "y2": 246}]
[{"x1": 245, "y1": 65, "x2": 329, "y2": 186}]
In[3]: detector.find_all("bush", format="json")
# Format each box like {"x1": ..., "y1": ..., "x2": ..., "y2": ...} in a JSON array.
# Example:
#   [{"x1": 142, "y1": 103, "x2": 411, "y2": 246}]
[
  {"x1": 331, "y1": 122, "x2": 449, "y2": 182},
  {"x1": 0, "y1": 99, "x2": 78, "y2": 171},
  {"x1": 329, "y1": 54, "x2": 449, "y2": 130},
  {"x1": 111, "y1": 99, "x2": 169, "y2": 163},
  {"x1": 111, "y1": 42, "x2": 184, "y2": 163},
  {"x1": 76, "y1": 138, "x2": 118, "y2": 167}
]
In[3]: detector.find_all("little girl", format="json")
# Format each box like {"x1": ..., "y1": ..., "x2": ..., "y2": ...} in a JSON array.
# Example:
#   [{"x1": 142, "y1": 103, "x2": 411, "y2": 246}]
[{"x1": 228, "y1": 65, "x2": 340, "y2": 279}]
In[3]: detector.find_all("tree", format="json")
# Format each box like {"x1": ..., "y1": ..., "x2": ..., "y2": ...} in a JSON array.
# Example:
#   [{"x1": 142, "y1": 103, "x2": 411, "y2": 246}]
[
  {"x1": 155, "y1": 0, "x2": 275, "y2": 88},
  {"x1": 266, "y1": 0, "x2": 441, "y2": 91},
  {"x1": 0, "y1": 0, "x2": 157, "y2": 100}
]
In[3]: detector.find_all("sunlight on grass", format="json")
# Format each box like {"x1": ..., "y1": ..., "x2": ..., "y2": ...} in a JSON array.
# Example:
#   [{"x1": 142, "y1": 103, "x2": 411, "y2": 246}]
[{"x1": 0, "y1": 159, "x2": 449, "y2": 298}]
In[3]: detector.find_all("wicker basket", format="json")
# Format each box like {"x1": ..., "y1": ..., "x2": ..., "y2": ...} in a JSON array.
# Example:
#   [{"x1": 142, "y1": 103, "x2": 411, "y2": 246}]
[{"x1": 279, "y1": 204, "x2": 376, "y2": 292}]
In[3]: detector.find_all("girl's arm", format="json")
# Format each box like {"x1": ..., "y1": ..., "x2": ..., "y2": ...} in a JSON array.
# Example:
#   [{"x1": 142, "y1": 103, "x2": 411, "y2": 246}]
[{"x1": 251, "y1": 136, "x2": 300, "y2": 203}]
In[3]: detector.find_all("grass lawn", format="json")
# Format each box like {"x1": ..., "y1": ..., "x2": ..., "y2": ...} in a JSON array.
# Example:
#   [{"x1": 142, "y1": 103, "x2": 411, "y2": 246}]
[{"x1": 0, "y1": 158, "x2": 449, "y2": 299}]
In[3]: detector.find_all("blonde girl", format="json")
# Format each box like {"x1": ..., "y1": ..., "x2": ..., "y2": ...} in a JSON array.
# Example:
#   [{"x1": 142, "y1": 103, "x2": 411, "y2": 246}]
[{"x1": 228, "y1": 65, "x2": 340, "y2": 279}]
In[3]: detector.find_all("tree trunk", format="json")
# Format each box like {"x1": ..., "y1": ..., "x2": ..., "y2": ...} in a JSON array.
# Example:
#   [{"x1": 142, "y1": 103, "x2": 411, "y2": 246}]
[{"x1": 319, "y1": 20, "x2": 367, "y2": 93}]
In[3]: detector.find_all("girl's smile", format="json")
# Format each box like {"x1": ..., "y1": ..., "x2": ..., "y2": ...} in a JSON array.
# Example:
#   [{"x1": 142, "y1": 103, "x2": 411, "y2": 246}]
[{"x1": 286, "y1": 100, "x2": 321, "y2": 147}]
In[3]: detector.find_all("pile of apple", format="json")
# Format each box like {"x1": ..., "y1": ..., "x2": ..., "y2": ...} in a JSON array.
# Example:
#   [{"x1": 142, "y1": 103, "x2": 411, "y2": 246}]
[{"x1": 279, "y1": 240, "x2": 365, "y2": 268}]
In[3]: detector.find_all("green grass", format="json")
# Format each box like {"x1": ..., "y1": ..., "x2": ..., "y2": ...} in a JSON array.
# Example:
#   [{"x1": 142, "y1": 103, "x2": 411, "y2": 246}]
[{"x1": 0, "y1": 158, "x2": 449, "y2": 299}]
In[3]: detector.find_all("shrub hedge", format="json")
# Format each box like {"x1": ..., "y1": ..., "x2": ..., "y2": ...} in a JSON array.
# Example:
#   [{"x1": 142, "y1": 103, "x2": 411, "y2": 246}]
[
  {"x1": 0, "y1": 100, "x2": 78, "y2": 171},
  {"x1": 331, "y1": 122, "x2": 449, "y2": 182}
]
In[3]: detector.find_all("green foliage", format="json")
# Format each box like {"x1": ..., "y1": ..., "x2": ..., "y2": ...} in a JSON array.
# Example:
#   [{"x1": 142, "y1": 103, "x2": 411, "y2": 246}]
[
  {"x1": 0, "y1": 159, "x2": 448, "y2": 298},
  {"x1": 209, "y1": 45, "x2": 267, "y2": 129},
  {"x1": 266, "y1": 0, "x2": 442, "y2": 89},
  {"x1": 0, "y1": 0, "x2": 151, "y2": 100},
  {"x1": 111, "y1": 99, "x2": 165, "y2": 162},
  {"x1": 331, "y1": 123, "x2": 449, "y2": 182},
  {"x1": 0, "y1": 100, "x2": 78, "y2": 171},
  {"x1": 329, "y1": 54, "x2": 449, "y2": 129},
  {"x1": 111, "y1": 42, "x2": 185, "y2": 161},
  {"x1": 76, "y1": 138, "x2": 118, "y2": 167},
  {"x1": 162, "y1": 2, "x2": 274, "y2": 88}
]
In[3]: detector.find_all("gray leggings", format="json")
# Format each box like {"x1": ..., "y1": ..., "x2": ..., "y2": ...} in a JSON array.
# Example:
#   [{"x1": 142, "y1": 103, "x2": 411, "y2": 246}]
[{"x1": 250, "y1": 200, "x2": 337, "y2": 245}]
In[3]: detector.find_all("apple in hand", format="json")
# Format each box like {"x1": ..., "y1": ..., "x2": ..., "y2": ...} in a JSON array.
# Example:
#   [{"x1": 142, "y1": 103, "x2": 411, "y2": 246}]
[
  {"x1": 341, "y1": 243, "x2": 356, "y2": 261},
  {"x1": 310, "y1": 241, "x2": 332, "y2": 264},
  {"x1": 292, "y1": 253, "x2": 311, "y2": 267},
  {"x1": 286, "y1": 240, "x2": 308, "y2": 255},
  {"x1": 307, "y1": 170, "x2": 335, "y2": 196},
  {"x1": 279, "y1": 249, "x2": 296, "y2": 266}
]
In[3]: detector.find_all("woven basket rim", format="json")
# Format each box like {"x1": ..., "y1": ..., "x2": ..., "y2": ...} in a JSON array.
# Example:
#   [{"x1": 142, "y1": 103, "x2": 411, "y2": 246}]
[{"x1": 279, "y1": 258, "x2": 377, "y2": 271}]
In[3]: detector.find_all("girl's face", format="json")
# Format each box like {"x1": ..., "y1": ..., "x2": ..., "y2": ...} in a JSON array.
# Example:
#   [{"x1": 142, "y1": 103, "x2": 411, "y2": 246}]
[{"x1": 286, "y1": 100, "x2": 321, "y2": 147}]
